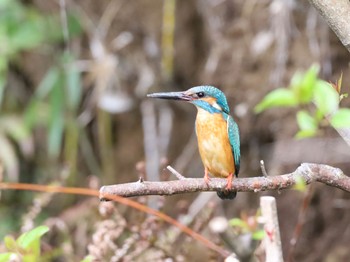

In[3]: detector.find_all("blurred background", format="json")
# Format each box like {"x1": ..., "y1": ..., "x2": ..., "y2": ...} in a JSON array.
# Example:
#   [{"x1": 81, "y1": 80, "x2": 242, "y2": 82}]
[{"x1": 0, "y1": 0, "x2": 350, "y2": 261}]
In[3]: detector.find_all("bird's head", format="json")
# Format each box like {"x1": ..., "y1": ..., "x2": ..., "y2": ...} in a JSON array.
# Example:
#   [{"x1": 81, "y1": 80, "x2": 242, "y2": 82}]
[{"x1": 147, "y1": 85, "x2": 230, "y2": 114}]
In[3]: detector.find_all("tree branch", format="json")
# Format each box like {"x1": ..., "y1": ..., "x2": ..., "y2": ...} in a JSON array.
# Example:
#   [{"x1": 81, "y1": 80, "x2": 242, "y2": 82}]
[
  {"x1": 307, "y1": 1, "x2": 350, "y2": 147},
  {"x1": 308, "y1": 0, "x2": 350, "y2": 53},
  {"x1": 99, "y1": 163, "x2": 350, "y2": 200}
]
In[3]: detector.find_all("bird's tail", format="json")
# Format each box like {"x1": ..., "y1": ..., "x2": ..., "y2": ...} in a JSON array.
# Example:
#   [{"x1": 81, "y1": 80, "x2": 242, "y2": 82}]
[{"x1": 216, "y1": 190, "x2": 237, "y2": 200}]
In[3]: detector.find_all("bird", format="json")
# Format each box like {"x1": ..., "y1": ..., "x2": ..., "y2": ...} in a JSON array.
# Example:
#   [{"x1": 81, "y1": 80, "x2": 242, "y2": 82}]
[{"x1": 147, "y1": 85, "x2": 240, "y2": 200}]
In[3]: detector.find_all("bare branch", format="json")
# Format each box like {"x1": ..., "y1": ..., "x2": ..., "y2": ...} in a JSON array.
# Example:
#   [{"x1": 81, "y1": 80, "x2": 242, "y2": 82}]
[
  {"x1": 308, "y1": 0, "x2": 350, "y2": 53},
  {"x1": 99, "y1": 163, "x2": 350, "y2": 200}
]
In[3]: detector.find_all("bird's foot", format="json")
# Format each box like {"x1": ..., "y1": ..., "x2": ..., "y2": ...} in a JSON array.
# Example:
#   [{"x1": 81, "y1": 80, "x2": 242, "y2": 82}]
[
  {"x1": 204, "y1": 175, "x2": 211, "y2": 185},
  {"x1": 225, "y1": 173, "x2": 234, "y2": 191},
  {"x1": 204, "y1": 168, "x2": 211, "y2": 186}
]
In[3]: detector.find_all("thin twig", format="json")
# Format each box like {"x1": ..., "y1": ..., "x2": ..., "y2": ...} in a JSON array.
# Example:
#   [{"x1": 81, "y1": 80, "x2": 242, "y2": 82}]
[
  {"x1": 287, "y1": 185, "x2": 315, "y2": 262},
  {"x1": 99, "y1": 163, "x2": 350, "y2": 199},
  {"x1": 97, "y1": 1, "x2": 123, "y2": 40},
  {"x1": 167, "y1": 165, "x2": 187, "y2": 180},
  {"x1": 260, "y1": 160, "x2": 268, "y2": 177}
]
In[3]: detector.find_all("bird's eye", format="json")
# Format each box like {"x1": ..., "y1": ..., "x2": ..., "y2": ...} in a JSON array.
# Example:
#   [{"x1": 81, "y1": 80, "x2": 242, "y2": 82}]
[{"x1": 197, "y1": 92, "x2": 205, "y2": 98}]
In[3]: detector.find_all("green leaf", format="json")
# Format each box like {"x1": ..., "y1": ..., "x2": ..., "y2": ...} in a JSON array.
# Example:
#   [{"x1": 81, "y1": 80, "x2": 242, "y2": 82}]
[
  {"x1": 254, "y1": 88, "x2": 298, "y2": 113},
  {"x1": 290, "y1": 72, "x2": 303, "y2": 91},
  {"x1": 0, "y1": 116, "x2": 33, "y2": 156},
  {"x1": 0, "y1": 116, "x2": 31, "y2": 142},
  {"x1": 340, "y1": 93, "x2": 348, "y2": 101},
  {"x1": 24, "y1": 100, "x2": 50, "y2": 128},
  {"x1": 80, "y1": 255, "x2": 94, "y2": 262},
  {"x1": 314, "y1": 80, "x2": 339, "y2": 116},
  {"x1": 36, "y1": 67, "x2": 60, "y2": 99},
  {"x1": 291, "y1": 64, "x2": 319, "y2": 104},
  {"x1": 67, "y1": 13, "x2": 82, "y2": 37},
  {"x1": 330, "y1": 108, "x2": 350, "y2": 128},
  {"x1": 48, "y1": 84, "x2": 64, "y2": 158},
  {"x1": 0, "y1": 75, "x2": 6, "y2": 108},
  {"x1": 0, "y1": 0, "x2": 12, "y2": 8},
  {"x1": 0, "y1": 56, "x2": 8, "y2": 73},
  {"x1": 252, "y1": 230, "x2": 265, "y2": 240},
  {"x1": 0, "y1": 134, "x2": 18, "y2": 181},
  {"x1": 296, "y1": 110, "x2": 317, "y2": 131},
  {"x1": 9, "y1": 15, "x2": 45, "y2": 51},
  {"x1": 229, "y1": 218, "x2": 247, "y2": 229},
  {"x1": 17, "y1": 226, "x2": 49, "y2": 256},
  {"x1": 314, "y1": 108, "x2": 325, "y2": 122},
  {"x1": 295, "y1": 129, "x2": 317, "y2": 139},
  {"x1": 293, "y1": 175, "x2": 307, "y2": 192},
  {"x1": 24, "y1": 99, "x2": 39, "y2": 128},
  {"x1": 65, "y1": 62, "x2": 82, "y2": 111},
  {"x1": 6, "y1": 9, "x2": 64, "y2": 53},
  {"x1": 0, "y1": 253, "x2": 13, "y2": 262},
  {"x1": 4, "y1": 235, "x2": 17, "y2": 252}
]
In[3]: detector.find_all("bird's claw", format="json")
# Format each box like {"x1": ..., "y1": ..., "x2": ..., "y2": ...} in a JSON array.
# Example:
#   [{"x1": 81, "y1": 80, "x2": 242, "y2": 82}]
[
  {"x1": 204, "y1": 168, "x2": 211, "y2": 186},
  {"x1": 225, "y1": 173, "x2": 234, "y2": 191},
  {"x1": 204, "y1": 175, "x2": 211, "y2": 185}
]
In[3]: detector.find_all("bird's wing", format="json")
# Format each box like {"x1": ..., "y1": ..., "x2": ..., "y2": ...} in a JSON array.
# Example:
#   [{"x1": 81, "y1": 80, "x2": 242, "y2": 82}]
[{"x1": 226, "y1": 114, "x2": 240, "y2": 176}]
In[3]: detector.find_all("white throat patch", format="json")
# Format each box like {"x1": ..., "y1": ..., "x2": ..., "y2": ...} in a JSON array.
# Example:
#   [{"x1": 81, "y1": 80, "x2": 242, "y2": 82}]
[{"x1": 212, "y1": 102, "x2": 222, "y2": 111}]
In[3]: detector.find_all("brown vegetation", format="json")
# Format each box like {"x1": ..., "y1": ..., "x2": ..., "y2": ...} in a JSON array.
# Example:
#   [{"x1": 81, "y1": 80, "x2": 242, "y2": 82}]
[{"x1": 0, "y1": 0, "x2": 350, "y2": 261}]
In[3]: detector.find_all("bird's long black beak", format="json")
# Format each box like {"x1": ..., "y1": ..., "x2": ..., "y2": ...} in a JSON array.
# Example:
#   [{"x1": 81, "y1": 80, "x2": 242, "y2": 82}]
[{"x1": 147, "y1": 91, "x2": 193, "y2": 101}]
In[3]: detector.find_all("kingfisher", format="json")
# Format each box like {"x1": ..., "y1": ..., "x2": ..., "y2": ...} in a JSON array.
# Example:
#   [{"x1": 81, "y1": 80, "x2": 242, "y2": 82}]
[{"x1": 147, "y1": 85, "x2": 240, "y2": 199}]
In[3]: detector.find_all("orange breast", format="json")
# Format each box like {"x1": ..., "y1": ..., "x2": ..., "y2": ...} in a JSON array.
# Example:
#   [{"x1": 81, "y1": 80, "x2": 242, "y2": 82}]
[{"x1": 195, "y1": 108, "x2": 235, "y2": 178}]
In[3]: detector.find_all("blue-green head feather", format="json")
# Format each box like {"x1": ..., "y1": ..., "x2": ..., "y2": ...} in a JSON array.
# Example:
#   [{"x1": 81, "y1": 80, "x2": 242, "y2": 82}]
[{"x1": 185, "y1": 86, "x2": 230, "y2": 114}]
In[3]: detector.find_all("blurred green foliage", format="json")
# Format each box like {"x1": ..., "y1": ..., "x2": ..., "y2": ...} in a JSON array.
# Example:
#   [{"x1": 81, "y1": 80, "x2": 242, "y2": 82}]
[
  {"x1": 0, "y1": 0, "x2": 346, "y2": 260},
  {"x1": 0, "y1": 0, "x2": 75, "y2": 92},
  {"x1": 255, "y1": 64, "x2": 350, "y2": 138},
  {"x1": 0, "y1": 225, "x2": 49, "y2": 262},
  {"x1": 292, "y1": 175, "x2": 307, "y2": 192},
  {"x1": 229, "y1": 211, "x2": 264, "y2": 241},
  {"x1": 26, "y1": 54, "x2": 82, "y2": 160},
  {"x1": 0, "y1": 0, "x2": 82, "y2": 183},
  {"x1": 0, "y1": 115, "x2": 32, "y2": 181},
  {"x1": 0, "y1": 0, "x2": 83, "y2": 241}
]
